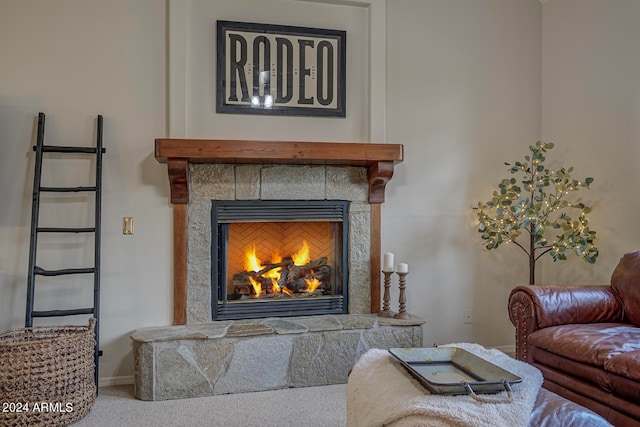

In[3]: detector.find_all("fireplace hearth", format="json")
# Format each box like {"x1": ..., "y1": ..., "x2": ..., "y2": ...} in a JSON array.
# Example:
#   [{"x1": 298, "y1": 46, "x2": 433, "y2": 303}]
[{"x1": 212, "y1": 200, "x2": 349, "y2": 320}]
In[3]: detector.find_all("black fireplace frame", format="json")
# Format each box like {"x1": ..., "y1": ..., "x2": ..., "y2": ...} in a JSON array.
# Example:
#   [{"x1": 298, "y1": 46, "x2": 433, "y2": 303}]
[{"x1": 211, "y1": 200, "x2": 349, "y2": 320}]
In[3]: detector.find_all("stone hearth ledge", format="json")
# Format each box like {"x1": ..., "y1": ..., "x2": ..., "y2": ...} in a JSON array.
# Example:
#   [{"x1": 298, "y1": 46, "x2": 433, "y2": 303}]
[{"x1": 131, "y1": 314, "x2": 425, "y2": 400}]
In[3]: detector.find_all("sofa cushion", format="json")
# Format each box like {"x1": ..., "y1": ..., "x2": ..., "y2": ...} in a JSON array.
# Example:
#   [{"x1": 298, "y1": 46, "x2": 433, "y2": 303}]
[
  {"x1": 532, "y1": 345, "x2": 640, "y2": 408},
  {"x1": 529, "y1": 323, "x2": 640, "y2": 367},
  {"x1": 610, "y1": 251, "x2": 640, "y2": 326},
  {"x1": 605, "y1": 371, "x2": 640, "y2": 405},
  {"x1": 605, "y1": 350, "x2": 640, "y2": 381},
  {"x1": 529, "y1": 388, "x2": 613, "y2": 427},
  {"x1": 531, "y1": 346, "x2": 612, "y2": 391},
  {"x1": 533, "y1": 352, "x2": 640, "y2": 422}
]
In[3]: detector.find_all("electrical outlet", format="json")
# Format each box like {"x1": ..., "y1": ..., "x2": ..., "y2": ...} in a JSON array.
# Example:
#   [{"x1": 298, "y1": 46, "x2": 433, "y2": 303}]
[{"x1": 464, "y1": 309, "x2": 472, "y2": 324}]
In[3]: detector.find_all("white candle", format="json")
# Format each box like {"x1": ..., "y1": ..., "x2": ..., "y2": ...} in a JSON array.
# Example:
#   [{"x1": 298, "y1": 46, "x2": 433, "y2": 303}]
[
  {"x1": 383, "y1": 252, "x2": 394, "y2": 272},
  {"x1": 397, "y1": 263, "x2": 409, "y2": 274}
]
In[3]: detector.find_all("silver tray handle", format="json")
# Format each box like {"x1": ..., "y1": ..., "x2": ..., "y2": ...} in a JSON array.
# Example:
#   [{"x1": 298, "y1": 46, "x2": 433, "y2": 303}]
[{"x1": 461, "y1": 379, "x2": 513, "y2": 404}]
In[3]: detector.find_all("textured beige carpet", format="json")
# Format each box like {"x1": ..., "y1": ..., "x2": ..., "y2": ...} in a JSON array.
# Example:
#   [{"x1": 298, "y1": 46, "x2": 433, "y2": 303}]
[{"x1": 73, "y1": 384, "x2": 347, "y2": 427}]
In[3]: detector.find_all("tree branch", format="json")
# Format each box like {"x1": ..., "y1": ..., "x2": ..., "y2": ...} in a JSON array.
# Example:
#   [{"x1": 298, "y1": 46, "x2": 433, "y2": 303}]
[
  {"x1": 534, "y1": 247, "x2": 554, "y2": 261},
  {"x1": 510, "y1": 239, "x2": 530, "y2": 256}
]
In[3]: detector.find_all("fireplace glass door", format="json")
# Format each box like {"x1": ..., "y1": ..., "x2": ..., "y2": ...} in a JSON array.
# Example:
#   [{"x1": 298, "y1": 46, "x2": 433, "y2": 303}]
[{"x1": 212, "y1": 200, "x2": 348, "y2": 320}]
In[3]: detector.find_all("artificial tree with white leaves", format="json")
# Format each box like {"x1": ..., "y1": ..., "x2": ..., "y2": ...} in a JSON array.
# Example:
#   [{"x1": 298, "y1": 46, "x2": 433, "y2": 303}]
[{"x1": 474, "y1": 141, "x2": 599, "y2": 285}]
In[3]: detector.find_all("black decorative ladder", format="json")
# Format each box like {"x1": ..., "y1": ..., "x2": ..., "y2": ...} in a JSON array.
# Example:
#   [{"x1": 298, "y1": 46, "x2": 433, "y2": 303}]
[{"x1": 25, "y1": 112, "x2": 105, "y2": 386}]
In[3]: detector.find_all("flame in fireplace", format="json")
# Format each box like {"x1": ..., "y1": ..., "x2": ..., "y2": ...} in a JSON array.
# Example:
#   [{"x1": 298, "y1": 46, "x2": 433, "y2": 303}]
[
  {"x1": 239, "y1": 240, "x2": 323, "y2": 297},
  {"x1": 305, "y1": 277, "x2": 321, "y2": 293},
  {"x1": 267, "y1": 251, "x2": 283, "y2": 292},
  {"x1": 270, "y1": 249, "x2": 282, "y2": 264},
  {"x1": 244, "y1": 245, "x2": 284, "y2": 294},
  {"x1": 244, "y1": 246, "x2": 263, "y2": 273},
  {"x1": 248, "y1": 276, "x2": 262, "y2": 296},
  {"x1": 291, "y1": 240, "x2": 310, "y2": 266},
  {"x1": 271, "y1": 281, "x2": 281, "y2": 293}
]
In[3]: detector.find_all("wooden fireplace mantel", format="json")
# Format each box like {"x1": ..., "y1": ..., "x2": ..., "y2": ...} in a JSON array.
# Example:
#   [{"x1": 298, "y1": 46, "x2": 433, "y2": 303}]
[
  {"x1": 154, "y1": 139, "x2": 403, "y2": 325},
  {"x1": 155, "y1": 139, "x2": 404, "y2": 204}
]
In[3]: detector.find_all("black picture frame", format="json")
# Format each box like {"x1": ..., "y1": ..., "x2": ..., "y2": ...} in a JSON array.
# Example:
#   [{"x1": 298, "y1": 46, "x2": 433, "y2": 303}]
[{"x1": 216, "y1": 20, "x2": 346, "y2": 117}]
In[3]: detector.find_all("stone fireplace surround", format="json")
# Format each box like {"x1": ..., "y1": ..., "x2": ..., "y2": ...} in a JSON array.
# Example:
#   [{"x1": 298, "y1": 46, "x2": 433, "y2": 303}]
[
  {"x1": 131, "y1": 140, "x2": 425, "y2": 400},
  {"x1": 187, "y1": 163, "x2": 370, "y2": 322}
]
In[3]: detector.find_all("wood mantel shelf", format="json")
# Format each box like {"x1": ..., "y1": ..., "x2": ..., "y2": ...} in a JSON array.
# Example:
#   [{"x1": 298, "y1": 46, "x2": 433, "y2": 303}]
[{"x1": 155, "y1": 139, "x2": 403, "y2": 204}]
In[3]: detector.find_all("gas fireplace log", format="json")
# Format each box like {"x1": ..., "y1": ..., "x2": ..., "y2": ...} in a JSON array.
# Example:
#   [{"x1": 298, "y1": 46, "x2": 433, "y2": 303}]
[
  {"x1": 234, "y1": 271, "x2": 270, "y2": 284},
  {"x1": 232, "y1": 274, "x2": 269, "y2": 293},
  {"x1": 287, "y1": 257, "x2": 328, "y2": 282},
  {"x1": 277, "y1": 268, "x2": 289, "y2": 289},
  {"x1": 232, "y1": 257, "x2": 331, "y2": 296},
  {"x1": 232, "y1": 273, "x2": 251, "y2": 295},
  {"x1": 256, "y1": 260, "x2": 293, "y2": 277},
  {"x1": 313, "y1": 265, "x2": 333, "y2": 283},
  {"x1": 288, "y1": 278, "x2": 308, "y2": 293},
  {"x1": 297, "y1": 289, "x2": 324, "y2": 297},
  {"x1": 233, "y1": 286, "x2": 250, "y2": 296},
  {"x1": 233, "y1": 272, "x2": 283, "y2": 296}
]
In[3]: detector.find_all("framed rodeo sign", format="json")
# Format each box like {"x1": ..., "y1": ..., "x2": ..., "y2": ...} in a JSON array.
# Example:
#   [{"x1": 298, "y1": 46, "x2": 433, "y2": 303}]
[{"x1": 216, "y1": 20, "x2": 346, "y2": 117}]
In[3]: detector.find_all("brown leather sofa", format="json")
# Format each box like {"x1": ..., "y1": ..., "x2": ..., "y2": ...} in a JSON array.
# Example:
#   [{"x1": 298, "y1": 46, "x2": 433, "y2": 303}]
[
  {"x1": 508, "y1": 251, "x2": 640, "y2": 427},
  {"x1": 531, "y1": 388, "x2": 612, "y2": 426}
]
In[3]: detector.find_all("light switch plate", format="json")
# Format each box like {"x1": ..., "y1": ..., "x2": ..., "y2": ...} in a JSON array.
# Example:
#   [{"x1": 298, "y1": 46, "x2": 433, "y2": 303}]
[{"x1": 123, "y1": 217, "x2": 134, "y2": 235}]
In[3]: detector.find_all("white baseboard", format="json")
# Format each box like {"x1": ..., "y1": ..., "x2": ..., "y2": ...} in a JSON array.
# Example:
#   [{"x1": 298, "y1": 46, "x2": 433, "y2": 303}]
[
  {"x1": 99, "y1": 375, "x2": 134, "y2": 387},
  {"x1": 491, "y1": 345, "x2": 516, "y2": 357}
]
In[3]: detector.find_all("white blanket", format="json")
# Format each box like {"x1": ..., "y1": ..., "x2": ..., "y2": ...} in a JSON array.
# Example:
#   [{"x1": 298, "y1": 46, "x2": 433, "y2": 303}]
[{"x1": 347, "y1": 343, "x2": 543, "y2": 427}]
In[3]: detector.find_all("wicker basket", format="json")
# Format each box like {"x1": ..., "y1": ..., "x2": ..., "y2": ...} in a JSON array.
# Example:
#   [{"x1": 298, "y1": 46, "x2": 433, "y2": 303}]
[{"x1": 0, "y1": 318, "x2": 96, "y2": 427}]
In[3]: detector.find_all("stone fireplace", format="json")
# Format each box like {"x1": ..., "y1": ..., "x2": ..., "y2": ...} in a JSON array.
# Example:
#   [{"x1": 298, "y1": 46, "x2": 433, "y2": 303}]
[
  {"x1": 156, "y1": 139, "x2": 405, "y2": 324},
  {"x1": 131, "y1": 140, "x2": 425, "y2": 400}
]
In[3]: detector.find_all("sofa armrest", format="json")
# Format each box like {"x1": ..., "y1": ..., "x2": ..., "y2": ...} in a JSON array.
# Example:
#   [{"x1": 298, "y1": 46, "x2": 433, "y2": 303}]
[{"x1": 508, "y1": 285, "x2": 623, "y2": 362}]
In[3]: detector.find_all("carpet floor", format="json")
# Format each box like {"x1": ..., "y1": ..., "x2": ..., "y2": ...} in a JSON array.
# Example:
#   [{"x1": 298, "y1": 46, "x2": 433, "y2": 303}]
[{"x1": 72, "y1": 384, "x2": 347, "y2": 427}]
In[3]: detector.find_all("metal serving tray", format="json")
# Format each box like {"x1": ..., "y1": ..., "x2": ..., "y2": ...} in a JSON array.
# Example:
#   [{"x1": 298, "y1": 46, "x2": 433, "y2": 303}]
[{"x1": 389, "y1": 347, "x2": 521, "y2": 395}]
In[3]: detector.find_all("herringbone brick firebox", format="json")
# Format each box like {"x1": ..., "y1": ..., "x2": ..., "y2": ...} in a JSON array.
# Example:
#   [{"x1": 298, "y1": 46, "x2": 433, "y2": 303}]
[{"x1": 212, "y1": 199, "x2": 349, "y2": 320}]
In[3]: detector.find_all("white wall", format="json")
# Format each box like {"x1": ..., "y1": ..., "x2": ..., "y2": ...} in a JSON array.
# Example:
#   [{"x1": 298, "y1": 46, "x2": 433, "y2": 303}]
[
  {"x1": 177, "y1": 0, "x2": 369, "y2": 141},
  {"x1": 541, "y1": 0, "x2": 640, "y2": 284},
  {"x1": 384, "y1": 0, "x2": 542, "y2": 347},
  {"x1": 0, "y1": 0, "x2": 168, "y2": 384}
]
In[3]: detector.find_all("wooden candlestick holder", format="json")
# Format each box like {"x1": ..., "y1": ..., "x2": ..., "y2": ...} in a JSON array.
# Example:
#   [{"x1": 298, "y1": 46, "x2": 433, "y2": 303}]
[
  {"x1": 378, "y1": 271, "x2": 396, "y2": 318},
  {"x1": 394, "y1": 272, "x2": 409, "y2": 319}
]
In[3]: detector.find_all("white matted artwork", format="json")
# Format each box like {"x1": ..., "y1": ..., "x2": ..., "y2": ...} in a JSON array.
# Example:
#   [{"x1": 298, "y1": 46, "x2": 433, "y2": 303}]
[{"x1": 217, "y1": 20, "x2": 346, "y2": 117}]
